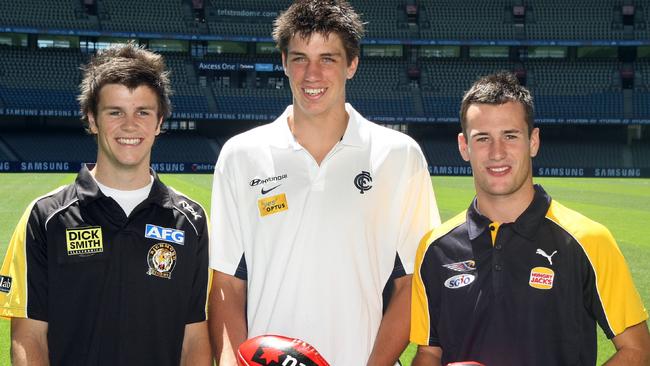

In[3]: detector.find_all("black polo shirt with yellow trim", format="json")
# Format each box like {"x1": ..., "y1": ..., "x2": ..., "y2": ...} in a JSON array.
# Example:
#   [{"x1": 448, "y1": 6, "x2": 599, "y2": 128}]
[
  {"x1": 411, "y1": 185, "x2": 647, "y2": 366},
  {"x1": 0, "y1": 166, "x2": 210, "y2": 366}
]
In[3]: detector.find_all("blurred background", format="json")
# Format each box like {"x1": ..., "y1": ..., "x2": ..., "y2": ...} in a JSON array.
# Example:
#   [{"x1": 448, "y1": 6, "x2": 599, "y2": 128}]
[{"x1": 0, "y1": 0, "x2": 648, "y2": 177}]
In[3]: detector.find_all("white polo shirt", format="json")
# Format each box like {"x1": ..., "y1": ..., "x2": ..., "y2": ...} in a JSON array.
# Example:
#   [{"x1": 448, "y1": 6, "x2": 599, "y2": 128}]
[{"x1": 210, "y1": 104, "x2": 440, "y2": 365}]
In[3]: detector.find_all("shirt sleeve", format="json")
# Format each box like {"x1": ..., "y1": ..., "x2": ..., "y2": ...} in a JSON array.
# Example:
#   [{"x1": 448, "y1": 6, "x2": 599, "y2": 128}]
[
  {"x1": 410, "y1": 230, "x2": 441, "y2": 346},
  {"x1": 396, "y1": 151, "x2": 441, "y2": 275},
  {"x1": 209, "y1": 145, "x2": 246, "y2": 278},
  {"x1": 186, "y1": 210, "x2": 211, "y2": 324},
  {"x1": 579, "y1": 223, "x2": 648, "y2": 338},
  {"x1": 0, "y1": 201, "x2": 48, "y2": 320}
]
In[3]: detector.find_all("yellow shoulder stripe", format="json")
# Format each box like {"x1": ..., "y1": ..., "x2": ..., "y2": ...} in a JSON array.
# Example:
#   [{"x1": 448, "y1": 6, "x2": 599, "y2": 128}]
[
  {"x1": 546, "y1": 200, "x2": 648, "y2": 336},
  {"x1": 0, "y1": 186, "x2": 66, "y2": 319},
  {"x1": 411, "y1": 210, "x2": 467, "y2": 345}
]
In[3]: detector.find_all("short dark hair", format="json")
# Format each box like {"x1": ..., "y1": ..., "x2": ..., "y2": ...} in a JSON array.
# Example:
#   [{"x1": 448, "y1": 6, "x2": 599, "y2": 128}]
[
  {"x1": 78, "y1": 42, "x2": 172, "y2": 131},
  {"x1": 460, "y1": 71, "x2": 534, "y2": 137},
  {"x1": 272, "y1": 0, "x2": 364, "y2": 65}
]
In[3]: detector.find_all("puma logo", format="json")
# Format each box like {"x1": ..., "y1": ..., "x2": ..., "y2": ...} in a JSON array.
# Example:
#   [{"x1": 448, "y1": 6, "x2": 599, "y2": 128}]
[{"x1": 536, "y1": 249, "x2": 558, "y2": 265}]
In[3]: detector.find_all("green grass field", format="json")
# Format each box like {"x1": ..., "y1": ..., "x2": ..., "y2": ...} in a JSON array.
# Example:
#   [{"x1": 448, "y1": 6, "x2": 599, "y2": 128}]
[{"x1": 0, "y1": 173, "x2": 648, "y2": 364}]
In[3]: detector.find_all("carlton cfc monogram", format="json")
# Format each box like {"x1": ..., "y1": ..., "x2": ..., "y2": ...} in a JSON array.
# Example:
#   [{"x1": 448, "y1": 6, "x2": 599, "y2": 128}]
[{"x1": 354, "y1": 171, "x2": 372, "y2": 194}]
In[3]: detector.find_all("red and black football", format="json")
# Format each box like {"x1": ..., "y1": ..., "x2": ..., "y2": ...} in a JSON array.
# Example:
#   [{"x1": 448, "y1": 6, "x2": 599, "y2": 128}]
[{"x1": 237, "y1": 334, "x2": 330, "y2": 366}]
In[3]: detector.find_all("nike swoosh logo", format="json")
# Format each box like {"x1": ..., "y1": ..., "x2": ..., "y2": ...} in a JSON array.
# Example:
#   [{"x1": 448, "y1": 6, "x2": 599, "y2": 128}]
[{"x1": 261, "y1": 184, "x2": 281, "y2": 195}]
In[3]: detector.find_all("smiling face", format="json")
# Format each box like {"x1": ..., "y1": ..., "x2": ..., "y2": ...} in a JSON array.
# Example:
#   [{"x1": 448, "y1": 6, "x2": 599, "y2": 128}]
[
  {"x1": 459, "y1": 101, "x2": 540, "y2": 206},
  {"x1": 88, "y1": 83, "x2": 162, "y2": 181},
  {"x1": 282, "y1": 31, "x2": 358, "y2": 121}
]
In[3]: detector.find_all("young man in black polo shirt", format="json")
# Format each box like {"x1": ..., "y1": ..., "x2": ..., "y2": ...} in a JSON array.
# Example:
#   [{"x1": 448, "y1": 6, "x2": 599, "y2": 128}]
[
  {"x1": 411, "y1": 72, "x2": 650, "y2": 365},
  {"x1": 0, "y1": 43, "x2": 211, "y2": 365}
]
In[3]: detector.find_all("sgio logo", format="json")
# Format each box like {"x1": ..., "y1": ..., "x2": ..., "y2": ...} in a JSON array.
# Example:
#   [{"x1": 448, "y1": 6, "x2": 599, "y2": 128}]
[{"x1": 444, "y1": 274, "x2": 476, "y2": 289}]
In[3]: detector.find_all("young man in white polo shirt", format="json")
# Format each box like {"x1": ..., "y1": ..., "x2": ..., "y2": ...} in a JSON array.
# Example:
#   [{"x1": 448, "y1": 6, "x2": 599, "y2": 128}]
[{"x1": 208, "y1": 1, "x2": 440, "y2": 365}]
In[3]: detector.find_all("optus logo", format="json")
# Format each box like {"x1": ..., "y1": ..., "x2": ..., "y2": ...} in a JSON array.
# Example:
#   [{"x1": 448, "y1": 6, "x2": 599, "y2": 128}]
[{"x1": 444, "y1": 274, "x2": 476, "y2": 289}]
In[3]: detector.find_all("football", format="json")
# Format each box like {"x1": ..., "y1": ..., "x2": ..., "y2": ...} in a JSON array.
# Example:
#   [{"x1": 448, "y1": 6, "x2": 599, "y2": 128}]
[{"x1": 237, "y1": 334, "x2": 330, "y2": 366}]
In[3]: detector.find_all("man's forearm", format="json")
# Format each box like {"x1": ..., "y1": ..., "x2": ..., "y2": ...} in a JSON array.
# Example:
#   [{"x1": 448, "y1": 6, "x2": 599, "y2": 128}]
[
  {"x1": 180, "y1": 321, "x2": 212, "y2": 366},
  {"x1": 208, "y1": 271, "x2": 248, "y2": 366},
  {"x1": 604, "y1": 348, "x2": 650, "y2": 366},
  {"x1": 412, "y1": 351, "x2": 442, "y2": 366},
  {"x1": 11, "y1": 339, "x2": 49, "y2": 366},
  {"x1": 605, "y1": 322, "x2": 650, "y2": 366},
  {"x1": 11, "y1": 318, "x2": 49, "y2": 366},
  {"x1": 366, "y1": 275, "x2": 412, "y2": 366}
]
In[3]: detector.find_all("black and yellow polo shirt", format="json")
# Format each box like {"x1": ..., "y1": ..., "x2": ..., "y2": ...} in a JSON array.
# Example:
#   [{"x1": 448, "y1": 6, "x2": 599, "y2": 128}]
[
  {"x1": 411, "y1": 185, "x2": 647, "y2": 366},
  {"x1": 0, "y1": 166, "x2": 210, "y2": 366}
]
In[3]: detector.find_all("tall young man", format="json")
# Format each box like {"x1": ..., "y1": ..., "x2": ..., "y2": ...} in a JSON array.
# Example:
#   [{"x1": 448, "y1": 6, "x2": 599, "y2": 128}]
[
  {"x1": 411, "y1": 72, "x2": 650, "y2": 366},
  {"x1": 0, "y1": 43, "x2": 211, "y2": 366},
  {"x1": 208, "y1": 1, "x2": 440, "y2": 365}
]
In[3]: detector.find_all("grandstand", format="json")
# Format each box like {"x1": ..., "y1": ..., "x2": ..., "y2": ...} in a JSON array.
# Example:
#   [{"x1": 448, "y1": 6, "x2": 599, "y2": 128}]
[{"x1": 0, "y1": 0, "x2": 648, "y2": 177}]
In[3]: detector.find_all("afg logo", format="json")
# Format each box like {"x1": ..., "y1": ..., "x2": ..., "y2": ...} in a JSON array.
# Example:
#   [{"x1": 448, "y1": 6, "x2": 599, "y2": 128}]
[
  {"x1": 444, "y1": 274, "x2": 476, "y2": 289},
  {"x1": 258, "y1": 193, "x2": 288, "y2": 217},
  {"x1": 145, "y1": 224, "x2": 184, "y2": 245},
  {"x1": 529, "y1": 267, "x2": 555, "y2": 290}
]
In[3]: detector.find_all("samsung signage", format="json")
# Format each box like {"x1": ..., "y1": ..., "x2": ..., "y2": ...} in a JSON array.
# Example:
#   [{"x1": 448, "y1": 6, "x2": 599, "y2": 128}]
[
  {"x1": 1, "y1": 161, "x2": 647, "y2": 177},
  {"x1": 429, "y1": 165, "x2": 473, "y2": 176},
  {"x1": 536, "y1": 167, "x2": 585, "y2": 177},
  {"x1": 594, "y1": 168, "x2": 642, "y2": 177},
  {"x1": 19, "y1": 161, "x2": 77, "y2": 172}
]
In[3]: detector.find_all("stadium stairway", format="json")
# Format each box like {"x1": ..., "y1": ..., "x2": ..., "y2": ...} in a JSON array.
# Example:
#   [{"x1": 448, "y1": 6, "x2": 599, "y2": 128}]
[{"x1": 0, "y1": 136, "x2": 18, "y2": 161}]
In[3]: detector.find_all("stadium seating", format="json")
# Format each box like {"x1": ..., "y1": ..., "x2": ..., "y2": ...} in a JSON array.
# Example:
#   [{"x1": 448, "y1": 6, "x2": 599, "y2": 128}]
[
  {"x1": 534, "y1": 141, "x2": 626, "y2": 168},
  {"x1": 152, "y1": 133, "x2": 218, "y2": 163},
  {"x1": 0, "y1": 0, "x2": 96, "y2": 30},
  {"x1": 0, "y1": 1, "x2": 648, "y2": 172},
  {"x1": 631, "y1": 142, "x2": 650, "y2": 167},
  {"x1": 418, "y1": 0, "x2": 515, "y2": 40},
  {"x1": 420, "y1": 139, "x2": 467, "y2": 166},
  {"x1": 0, "y1": 46, "x2": 84, "y2": 110},
  {"x1": 420, "y1": 59, "x2": 515, "y2": 117},
  {"x1": 164, "y1": 52, "x2": 211, "y2": 113},
  {"x1": 1, "y1": 130, "x2": 219, "y2": 165},
  {"x1": 98, "y1": 0, "x2": 194, "y2": 34},
  {"x1": 212, "y1": 87, "x2": 291, "y2": 116},
  {"x1": 524, "y1": 0, "x2": 620, "y2": 40},
  {"x1": 2, "y1": 132, "x2": 96, "y2": 162}
]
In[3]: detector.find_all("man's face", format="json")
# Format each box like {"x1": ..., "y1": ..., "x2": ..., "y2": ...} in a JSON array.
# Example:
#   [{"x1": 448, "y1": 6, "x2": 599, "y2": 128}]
[
  {"x1": 88, "y1": 83, "x2": 162, "y2": 175},
  {"x1": 282, "y1": 32, "x2": 358, "y2": 120},
  {"x1": 458, "y1": 101, "x2": 539, "y2": 202}
]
